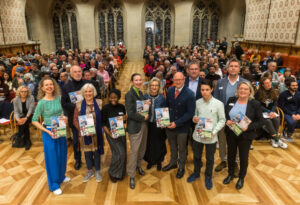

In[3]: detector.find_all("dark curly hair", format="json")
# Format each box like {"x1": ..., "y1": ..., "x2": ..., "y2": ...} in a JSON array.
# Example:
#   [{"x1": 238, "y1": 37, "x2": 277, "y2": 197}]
[{"x1": 256, "y1": 77, "x2": 278, "y2": 103}]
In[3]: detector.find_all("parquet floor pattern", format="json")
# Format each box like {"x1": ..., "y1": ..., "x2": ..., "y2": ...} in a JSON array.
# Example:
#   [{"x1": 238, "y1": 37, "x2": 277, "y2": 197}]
[{"x1": 0, "y1": 61, "x2": 300, "y2": 204}]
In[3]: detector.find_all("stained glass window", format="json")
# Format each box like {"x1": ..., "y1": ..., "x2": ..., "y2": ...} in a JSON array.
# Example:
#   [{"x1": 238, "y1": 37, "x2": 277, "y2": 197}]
[
  {"x1": 192, "y1": 0, "x2": 219, "y2": 46},
  {"x1": 52, "y1": 0, "x2": 79, "y2": 50},
  {"x1": 145, "y1": 0, "x2": 173, "y2": 48},
  {"x1": 98, "y1": 0, "x2": 124, "y2": 47}
]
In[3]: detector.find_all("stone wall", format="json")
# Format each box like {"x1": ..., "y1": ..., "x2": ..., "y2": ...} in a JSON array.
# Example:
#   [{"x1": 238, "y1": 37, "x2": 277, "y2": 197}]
[{"x1": 21, "y1": 0, "x2": 246, "y2": 60}]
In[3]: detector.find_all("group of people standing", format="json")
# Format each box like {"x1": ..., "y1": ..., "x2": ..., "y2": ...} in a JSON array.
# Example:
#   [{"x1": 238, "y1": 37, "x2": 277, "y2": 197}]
[{"x1": 29, "y1": 55, "x2": 300, "y2": 195}]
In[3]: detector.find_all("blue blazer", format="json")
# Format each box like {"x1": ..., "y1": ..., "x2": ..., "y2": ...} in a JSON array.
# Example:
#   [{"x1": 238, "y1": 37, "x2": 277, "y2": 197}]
[
  {"x1": 166, "y1": 85, "x2": 195, "y2": 133},
  {"x1": 184, "y1": 77, "x2": 203, "y2": 100}
]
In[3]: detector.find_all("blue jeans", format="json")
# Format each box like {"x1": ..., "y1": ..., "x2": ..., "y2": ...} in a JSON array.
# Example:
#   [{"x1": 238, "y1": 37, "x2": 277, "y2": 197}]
[{"x1": 285, "y1": 114, "x2": 300, "y2": 134}]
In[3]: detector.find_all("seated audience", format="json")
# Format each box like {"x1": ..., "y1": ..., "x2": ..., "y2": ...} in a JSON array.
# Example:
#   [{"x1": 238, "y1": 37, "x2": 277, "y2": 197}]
[{"x1": 278, "y1": 77, "x2": 300, "y2": 141}]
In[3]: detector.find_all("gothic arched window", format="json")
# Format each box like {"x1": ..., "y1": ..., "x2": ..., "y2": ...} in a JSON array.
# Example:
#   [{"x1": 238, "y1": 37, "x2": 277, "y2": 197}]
[
  {"x1": 97, "y1": 0, "x2": 124, "y2": 47},
  {"x1": 192, "y1": 0, "x2": 219, "y2": 45},
  {"x1": 145, "y1": 0, "x2": 173, "y2": 48},
  {"x1": 52, "y1": 0, "x2": 79, "y2": 50}
]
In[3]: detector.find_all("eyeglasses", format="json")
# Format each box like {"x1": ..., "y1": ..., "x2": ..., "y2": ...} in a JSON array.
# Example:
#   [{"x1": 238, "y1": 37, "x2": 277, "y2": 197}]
[{"x1": 150, "y1": 84, "x2": 160, "y2": 87}]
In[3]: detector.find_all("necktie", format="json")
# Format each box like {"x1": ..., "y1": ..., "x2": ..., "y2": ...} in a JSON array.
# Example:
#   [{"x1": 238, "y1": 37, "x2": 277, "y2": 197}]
[{"x1": 175, "y1": 89, "x2": 180, "y2": 99}]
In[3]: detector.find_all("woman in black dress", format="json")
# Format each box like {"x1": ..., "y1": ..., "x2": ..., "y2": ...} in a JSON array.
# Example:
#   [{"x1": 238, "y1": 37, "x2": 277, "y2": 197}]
[
  {"x1": 102, "y1": 89, "x2": 127, "y2": 182},
  {"x1": 144, "y1": 77, "x2": 167, "y2": 170}
]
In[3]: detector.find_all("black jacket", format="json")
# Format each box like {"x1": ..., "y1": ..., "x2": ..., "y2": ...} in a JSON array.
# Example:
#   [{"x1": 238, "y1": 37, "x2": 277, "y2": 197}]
[
  {"x1": 125, "y1": 87, "x2": 146, "y2": 134},
  {"x1": 184, "y1": 77, "x2": 203, "y2": 100},
  {"x1": 61, "y1": 78, "x2": 88, "y2": 128},
  {"x1": 225, "y1": 97, "x2": 263, "y2": 140}
]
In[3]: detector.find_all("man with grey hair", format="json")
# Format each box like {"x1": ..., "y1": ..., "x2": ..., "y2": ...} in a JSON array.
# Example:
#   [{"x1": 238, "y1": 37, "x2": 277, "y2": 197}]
[
  {"x1": 61, "y1": 65, "x2": 88, "y2": 170},
  {"x1": 213, "y1": 59, "x2": 248, "y2": 176},
  {"x1": 262, "y1": 61, "x2": 280, "y2": 87}
]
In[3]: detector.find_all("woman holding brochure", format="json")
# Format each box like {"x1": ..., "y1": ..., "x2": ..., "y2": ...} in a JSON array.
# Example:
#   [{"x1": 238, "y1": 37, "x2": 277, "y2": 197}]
[
  {"x1": 32, "y1": 77, "x2": 69, "y2": 195},
  {"x1": 223, "y1": 81, "x2": 263, "y2": 190},
  {"x1": 102, "y1": 89, "x2": 127, "y2": 183},
  {"x1": 125, "y1": 73, "x2": 150, "y2": 189},
  {"x1": 73, "y1": 83, "x2": 104, "y2": 183},
  {"x1": 144, "y1": 77, "x2": 167, "y2": 171},
  {"x1": 255, "y1": 77, "x2": 287, "y2": 148},
  {"x1": 187, "y1": 79, "x2": 225, "y2": 190}
]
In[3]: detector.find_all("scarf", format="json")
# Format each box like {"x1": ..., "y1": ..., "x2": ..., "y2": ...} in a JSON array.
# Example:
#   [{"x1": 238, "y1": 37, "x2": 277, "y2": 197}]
[{"x1": 80, "y1": 98, "x2": 104, "y2": 155}]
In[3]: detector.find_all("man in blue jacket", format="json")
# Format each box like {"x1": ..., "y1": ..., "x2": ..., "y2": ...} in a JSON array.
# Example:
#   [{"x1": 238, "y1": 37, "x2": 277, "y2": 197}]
[
  {"x1": 162, "y1": 72, "x2": 196, "y2": 178},
  {"x1": 278, "y1": 77, "x2": 300, "y2": 141},
  {"x1": 184, "y1": 62, "x2": 203, "y2": 100},
  {"x1": 213, "y1": 59, "x2": 248, "y2": 175}
]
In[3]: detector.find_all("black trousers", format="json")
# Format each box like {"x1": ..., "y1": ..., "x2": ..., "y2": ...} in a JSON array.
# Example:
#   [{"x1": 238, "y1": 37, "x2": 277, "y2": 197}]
[
  {"x1": 84, "y1": 151, "x2": 101, "y2": 171},
  {"x1": 226, "y1": 134, "x2": 252, "y2": 179},
  {"x1": 192, "y1": 139, "x2": 216, "y2": 178},
  {"x1": 72, "y1": 127, "x2": 82, "y2": 162},
  {"x1": 18, "y1": 116, "x2": 32, "y2": 145}
]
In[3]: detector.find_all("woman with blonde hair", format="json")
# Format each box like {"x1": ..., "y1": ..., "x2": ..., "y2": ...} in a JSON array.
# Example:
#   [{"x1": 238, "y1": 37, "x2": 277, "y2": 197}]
[
  {"x1": 223, "y1": 81, "x2": 263, "y2": 190},
  {"x1": 32, "y1": 77, "x2": 69, "y2": 195},
  {"x1": 144, "y1": 77, "x2": 167, "y2": 171},
  {"x1": 13, "y1": 85, "x2": 35, "y2": 150}
]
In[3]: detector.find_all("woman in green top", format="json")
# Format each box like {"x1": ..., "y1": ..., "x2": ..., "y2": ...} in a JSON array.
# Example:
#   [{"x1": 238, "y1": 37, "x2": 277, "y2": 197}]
[
  {"x1": 187, "y1": 79, "x2": 226, "y2": 190},
  {"x1": 32, "y1": 77, "x2": 69, "y2": 195}
]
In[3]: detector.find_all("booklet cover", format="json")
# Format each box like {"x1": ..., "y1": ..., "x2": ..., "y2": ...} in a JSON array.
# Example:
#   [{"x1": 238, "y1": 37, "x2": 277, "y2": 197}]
[
  {"x1": 262, "y1": 112, "x2": 279, "y2": 119},
  {"x1": 195, "y1": 117, "x2": 213, "y2": 139},
  {"x1": 155, "y1": 107, "x2": 170, "y2": 127},
  {"x1": 109, "y1": 116, "x2": 126, "y2": 138},
  {"x1": 78, "y1": 114, "x2": 96, "y2": 136},
  {"x1": 51, "y1": 116, "x2": 66, "y2": 138},
  {"x1": 136, "y1": 100, "x2": 149, "y2": 117},
  {"x1": 229, "y1": 112, "x2": 252, "y2": 136},
  {"x1": 69, "y1": 91, "x2": 83, "y2": 103}
]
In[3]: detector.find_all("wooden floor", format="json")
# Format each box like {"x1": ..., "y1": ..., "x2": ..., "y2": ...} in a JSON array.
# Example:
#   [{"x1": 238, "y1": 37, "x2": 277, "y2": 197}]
[{"x1": 1, "y1": 61, "x2": 300, "y2": 204}]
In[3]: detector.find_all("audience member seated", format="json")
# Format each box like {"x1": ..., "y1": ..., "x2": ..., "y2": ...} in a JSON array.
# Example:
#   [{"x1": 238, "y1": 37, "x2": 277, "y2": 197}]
[
  {"x1": 13, "y1": 86, "x2": 35, "y2": 150},
  {"x1": 97, "y1": 63, "x2": 110, "y2": 87},
  {"x1": 255, "y1": 77, "x2": 287, "y2": 149},
  {"x1": 278, "y1": 77, "x2": 300, "y2": 141},
  {"x1": 0, "y1": 76, "x2": 11, "y2": 102}
]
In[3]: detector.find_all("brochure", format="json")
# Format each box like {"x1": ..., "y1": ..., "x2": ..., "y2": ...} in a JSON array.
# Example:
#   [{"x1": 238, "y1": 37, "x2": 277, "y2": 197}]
[
  {"x1": 262, "y1": 112, "x2": 279, "y2": 119},
  {"x1": 78, "y1": 114, "x2": 96, "y2": 136},
  {"x1": 229, "y1": 112, "x2": 252, "y2": 136},
  {"x1": 50, "y1": 116, "x2": 66, "y2": 138},
  {"x1": 195, "y1": 117, "x2": 213, "y2": 139},
  {"x1": 109, "y1": 116, "x2": 126, "y2": 138},
  {"x1": 155, "y1": 107, "x2": 170, "y2": 127},
  {"x1": 69, "y1": 91, "x2": 83, "y2": 103},
  {"x1": 136, "y1": 100, "x2": 149, "y2": 117}
]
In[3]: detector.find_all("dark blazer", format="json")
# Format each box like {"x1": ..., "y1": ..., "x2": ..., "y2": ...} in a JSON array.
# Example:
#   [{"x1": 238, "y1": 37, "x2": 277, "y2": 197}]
[
  {"x1": 184, "y1": 77, "x2": 203, "y2": 100},
  {"x1": 125, "y1": 87, "x2": 146, "y2": 134},
  {"x1": 225, "y1": 97, "x2": 263, "y2": 140},
  {"x1": 61, "y1": 78, "x2": 88, "y2": 128},
  {"x1": 166, "y1": 85, "x2": 195, "y2": 133}
]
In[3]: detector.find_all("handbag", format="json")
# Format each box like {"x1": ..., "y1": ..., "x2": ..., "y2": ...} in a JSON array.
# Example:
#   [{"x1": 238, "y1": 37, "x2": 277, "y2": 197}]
[{"x1": 11, "y1": 132, "x2": 25, "y2": 148}]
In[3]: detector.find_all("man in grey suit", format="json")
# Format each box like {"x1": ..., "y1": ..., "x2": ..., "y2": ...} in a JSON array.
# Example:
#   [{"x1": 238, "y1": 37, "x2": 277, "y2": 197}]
[{"x1": 213, "y1": 59, "x2": 248, "y2": 176}]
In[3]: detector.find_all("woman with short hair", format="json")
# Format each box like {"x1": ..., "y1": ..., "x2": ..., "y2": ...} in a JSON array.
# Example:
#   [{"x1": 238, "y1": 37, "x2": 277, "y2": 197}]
[
  {"x1": 73, "y1": 83, "x2": 104, "y2": 183},
  {"x1": 223, "y1": 81, "x2": 263, "y2": 190}
]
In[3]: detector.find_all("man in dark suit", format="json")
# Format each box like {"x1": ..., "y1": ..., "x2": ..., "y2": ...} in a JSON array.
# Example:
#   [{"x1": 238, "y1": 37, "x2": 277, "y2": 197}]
[
  {"x1": 184, "y1": 62, "x2": 203, "y2": 100},
  {"x1": 162, "y1": 72, "x2": 196, "y2": 178},
  {"x1": 61, "y1": 65, "x2": 88, "y2": 170}
]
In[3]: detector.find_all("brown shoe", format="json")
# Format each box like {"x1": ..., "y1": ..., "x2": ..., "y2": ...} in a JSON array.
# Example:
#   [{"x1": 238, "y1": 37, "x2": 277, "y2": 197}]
[
  {"x1": 215, "y1": 161, "x2": 227, "y2": 172},
  {"x1": 234, "y1": 163, "x2": 239, "y2": 178}
]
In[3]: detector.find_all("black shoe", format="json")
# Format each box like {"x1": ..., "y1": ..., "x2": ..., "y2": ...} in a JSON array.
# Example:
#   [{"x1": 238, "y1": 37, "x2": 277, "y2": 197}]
[
  {"x1": 25, "y1": 141, "x2": 32, "y2": 150},
  {"x1": 74, "y1": 161, "x2": 81, "y2": 170},
  {"x1": 146, "y1": 163, "x2": 153, "y2": 170},
  {"x1": 236, "y1": 178, "x2": 244, "y2": 190},
  {"x1": 157, "y1": 163, "x2": 162, "y2": 171},
  {"x1": 162, "y1": 163, "x2": 177, "y2": 172},
  {"x1": 176, "y1": 168, "x2": 185, "y2": 179},
  {"x1": 110, "y1": 175, "x2": 118, "y2": 183},
  {"x1": 223, "y1": 175, "x2": 234, "y2": 184},
  {"x1": 129, "y1": 177, "x2": 135, "y2": 189},
  {"x1": 137, "y1": 167, "x2": 145, "y2": 176}
]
